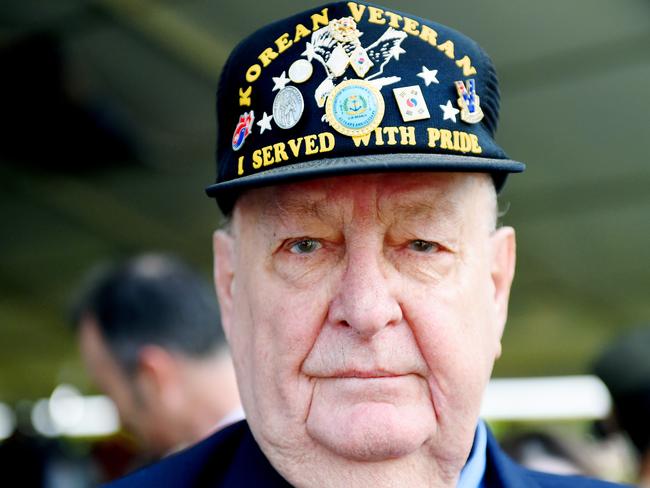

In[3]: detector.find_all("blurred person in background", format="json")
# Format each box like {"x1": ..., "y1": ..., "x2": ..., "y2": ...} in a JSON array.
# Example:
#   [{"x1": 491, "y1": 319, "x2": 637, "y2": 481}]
[
  {"x1": 71, "y1": 254, "x2": 242, "y2": 464},
  {"x1": 501, "y1": 430, "x2": 600, "y2": 478},
  {"x1": 594, "y1": 326, "x2": 650, "y2": 487}
]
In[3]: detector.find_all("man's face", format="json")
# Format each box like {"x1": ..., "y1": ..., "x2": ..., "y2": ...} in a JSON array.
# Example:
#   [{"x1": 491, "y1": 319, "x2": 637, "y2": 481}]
[
  {"x1": 214, "y1": 172, "x2": 515, "y2": 481},
  {"x1": 78, "y1": 318, "x2": 171, "y2": 458}
]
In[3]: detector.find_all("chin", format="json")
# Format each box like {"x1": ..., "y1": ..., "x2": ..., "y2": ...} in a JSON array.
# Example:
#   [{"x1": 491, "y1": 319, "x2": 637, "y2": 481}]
[{"x1": 307, "y1": 401, "x2": 432, "y2": 462}]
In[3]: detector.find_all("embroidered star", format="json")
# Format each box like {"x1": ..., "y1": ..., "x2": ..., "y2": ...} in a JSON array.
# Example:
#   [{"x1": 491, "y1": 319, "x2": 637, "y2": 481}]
[
  {"x1": 257, "y1": 112, "x2": 273, "y2": 134},
  {"x1": 272, "y1": 71, "x2": 290, "y2": 92},
  {"x1": 417, "y1": 66, "x2": 439, "y2": 86},
  {"x1": 439, "y1": 100, "x2": 460, "y2": 123},
  {"x1": 302, "y1": 42, "x2": 316, "y2": 62}
]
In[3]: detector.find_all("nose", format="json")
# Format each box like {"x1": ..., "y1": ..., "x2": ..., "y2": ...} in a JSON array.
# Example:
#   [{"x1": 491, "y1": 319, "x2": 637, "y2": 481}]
[{"x1": 327, "y1": 246, "x2": 403, "y2": 339}]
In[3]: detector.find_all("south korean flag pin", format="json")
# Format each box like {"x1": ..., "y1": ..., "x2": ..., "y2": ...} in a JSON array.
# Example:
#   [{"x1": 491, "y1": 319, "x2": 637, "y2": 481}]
[
  {"x1": 393, "y1": 85, "x2": 430, "y2": 122},
  {"x1": 350, "y1": 45, "x2": 373, "y2": 78}
]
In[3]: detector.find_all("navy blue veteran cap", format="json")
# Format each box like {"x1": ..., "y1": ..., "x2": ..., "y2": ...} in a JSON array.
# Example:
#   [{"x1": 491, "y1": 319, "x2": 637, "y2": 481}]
[{"x1": 206, "y1": 1, "x2": 525, "y2": 213}]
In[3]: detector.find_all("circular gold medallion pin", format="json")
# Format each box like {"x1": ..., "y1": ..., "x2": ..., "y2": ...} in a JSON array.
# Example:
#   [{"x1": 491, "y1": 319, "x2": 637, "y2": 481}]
[{"x1": 325, "y1": 79, "x2": 385, "y2": 137}]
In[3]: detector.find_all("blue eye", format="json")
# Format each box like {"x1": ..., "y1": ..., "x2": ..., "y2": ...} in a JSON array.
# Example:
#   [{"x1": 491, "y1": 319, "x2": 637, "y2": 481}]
[
  {"x1": 290, "y1": 239, "x2": 322, "y2": 254},
  {"x1": 408, "y1": 240, "x2": 438, "y2": 253}
]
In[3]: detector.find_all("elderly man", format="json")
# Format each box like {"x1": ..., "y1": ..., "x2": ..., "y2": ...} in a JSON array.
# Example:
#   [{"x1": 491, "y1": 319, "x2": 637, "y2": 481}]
[{"x1": 108, "y1": 2, "x2": 626, "y2": 487}]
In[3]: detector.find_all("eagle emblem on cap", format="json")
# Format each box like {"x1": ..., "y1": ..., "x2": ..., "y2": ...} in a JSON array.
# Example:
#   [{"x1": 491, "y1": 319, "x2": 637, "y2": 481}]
[{"x1": 302, "y1": 17, "x2": 407, "y2": 111}]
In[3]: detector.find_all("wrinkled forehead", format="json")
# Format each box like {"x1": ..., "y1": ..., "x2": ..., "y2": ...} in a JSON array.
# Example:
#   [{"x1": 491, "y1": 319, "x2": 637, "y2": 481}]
[{"x1": 234, "y1": 172, "x2": 495, "y2": 226}]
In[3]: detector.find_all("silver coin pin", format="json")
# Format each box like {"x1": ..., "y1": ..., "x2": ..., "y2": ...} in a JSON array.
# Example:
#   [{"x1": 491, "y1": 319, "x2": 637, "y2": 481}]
[{"x1": 272, "y1": 86, "x2": 304, "y2": 130}]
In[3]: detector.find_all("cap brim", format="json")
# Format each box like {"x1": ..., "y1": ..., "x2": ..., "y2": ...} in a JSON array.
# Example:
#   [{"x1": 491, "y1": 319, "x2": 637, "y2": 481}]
[{"x1": 206, "y1": 152, "x2": 525, "y2": 213}]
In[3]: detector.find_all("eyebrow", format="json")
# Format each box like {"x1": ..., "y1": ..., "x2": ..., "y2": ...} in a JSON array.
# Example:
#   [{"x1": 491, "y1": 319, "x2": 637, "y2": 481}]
[
  {"x1": 378, "y1": 193, "x2": 463, "y2": 225},
  {"x1": 261, "y1": 195, "x2": 336, "y2": 223}
]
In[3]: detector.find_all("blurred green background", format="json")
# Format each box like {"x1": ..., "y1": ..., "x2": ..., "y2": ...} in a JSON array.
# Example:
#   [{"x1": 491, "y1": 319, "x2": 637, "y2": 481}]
[{"x1": 0, "y1": 0, "x2": 649, "y2": 404}]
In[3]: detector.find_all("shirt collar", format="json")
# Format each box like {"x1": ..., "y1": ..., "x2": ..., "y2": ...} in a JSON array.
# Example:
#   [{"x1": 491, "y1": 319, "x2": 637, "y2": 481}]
[
  {"x1": 215, "y1": 406, "x2": 246, "y2": 431},
  {"x1": 457, "y1": 419, "x2": 488, "y2": 488}
]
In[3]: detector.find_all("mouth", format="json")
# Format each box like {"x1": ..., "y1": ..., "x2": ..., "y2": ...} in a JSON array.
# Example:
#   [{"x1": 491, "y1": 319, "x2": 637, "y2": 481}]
[{"x1": 318, "y1": 369, "x2": 409, "y2": 379}]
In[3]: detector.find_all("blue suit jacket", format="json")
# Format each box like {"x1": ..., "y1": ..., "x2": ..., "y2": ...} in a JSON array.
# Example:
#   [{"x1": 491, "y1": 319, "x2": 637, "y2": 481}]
[{"x1": 106, "y1": 420, "x2": 628, "y2": 487}]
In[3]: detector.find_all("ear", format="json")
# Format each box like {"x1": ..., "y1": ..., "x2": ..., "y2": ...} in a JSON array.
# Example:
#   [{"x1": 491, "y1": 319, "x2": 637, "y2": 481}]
[
  {"x1": 136, "y1": 346, "x2": 183, "y2": 411},
  {"x1": 489, "y1": 226, "x2": 516, "y2": 357},
  {"x1": 213, "y1": 229, "x2": 236, "y2": 342}
]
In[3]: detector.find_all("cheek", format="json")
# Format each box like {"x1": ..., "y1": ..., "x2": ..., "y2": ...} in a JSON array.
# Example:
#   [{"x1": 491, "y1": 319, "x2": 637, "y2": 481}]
[
  {"x1": 116, "y1": 395, "x2": 150, "y2": 445},
  {"x1": 245, "y1": 285, "x2": 328, "y2": 371},
  {"x1": 234, "y1": 262, "x2": 332, "y2": 418},
  {"x1": 405, "y1": 270, "x2": 497, "y2": 407}
]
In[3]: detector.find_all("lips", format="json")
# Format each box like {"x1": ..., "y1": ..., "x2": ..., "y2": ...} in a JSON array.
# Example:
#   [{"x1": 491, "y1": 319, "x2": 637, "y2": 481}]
[
  {"x1": 330, "y1": 370, "x2": 403, "y2": 379},
  {"x1": 307, "y1": 367, "x2": 414, "y2": 379}
]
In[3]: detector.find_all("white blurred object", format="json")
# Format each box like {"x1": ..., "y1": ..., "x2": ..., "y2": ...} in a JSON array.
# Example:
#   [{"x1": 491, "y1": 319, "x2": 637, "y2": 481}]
[
  {"x1": 31, "y1": 384, "x2": 119, "y2": 437},
  {"x1": 32, "y1": 398, "x2": 58, "y2": 437},
  {"x1": 49, "y1": 384, "x2": 85, "y2": 432},
  {"x1": 482, "y1": 375, "x2": 611, "y2": 420},
  {"x1": 0, "y1": 402, "x2": 16, "y2": 440},
  {"x1": 64, "y1": 395, "x2": 119, "y2": 436}
]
